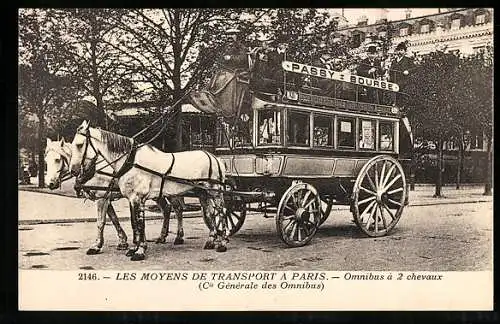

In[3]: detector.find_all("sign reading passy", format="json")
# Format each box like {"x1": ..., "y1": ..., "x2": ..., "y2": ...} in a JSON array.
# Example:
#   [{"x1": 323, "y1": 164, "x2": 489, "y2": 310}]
[{"x1": 281, "y1": 61, "x2": 400, "y2": 92}]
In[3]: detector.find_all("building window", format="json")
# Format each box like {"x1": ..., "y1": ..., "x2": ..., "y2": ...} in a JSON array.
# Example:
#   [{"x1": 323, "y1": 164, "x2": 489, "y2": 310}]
[
  {"x1": 313, "y1": 114, "x2": 333, "y2": 147},
  {"x1": 451, "y1": 18, "x2": 462, "y2": 30},
  {"x1": 475, "y1": 14, "x2": 486, "y2": 25},
  {"x1": 258, "y1": 109, "x2": 282, "y2": 145},
  {"x1": 378, "y1": 31, "x2": 387, "y2": 39},
  {"x1": 358, "y1": 119, "x2": 376, "y2": 150},
  {"x1": 338, "y1": 118, "x2": 355, "y2": 148},
  {"x1": 352, "y1": 34, "x2": 362, "y2": 48},
  {"x1": 379, "y1": 122, "x2": 394, "y2": 151},
  {"x1": 287, "y1": 111, "x2": 310, "y2": 146},
  {"x1": 399, "y1": 27, "x2": 409, "y2": 36},
  {"x1": 420, "y1": 24, "x2": 430, "y2": 33},
  {"x1": 473, "y1": 46, "x2": 485, "y2": 54}
]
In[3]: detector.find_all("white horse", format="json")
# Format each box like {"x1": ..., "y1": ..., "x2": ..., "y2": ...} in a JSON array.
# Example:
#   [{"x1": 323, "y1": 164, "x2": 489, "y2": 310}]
[
  {"x1": 45, "y1": 137, "x2": 185, "y2": 255},
  {"x1": 69, "y1": 121, "x2": 228, "y2": 261}
]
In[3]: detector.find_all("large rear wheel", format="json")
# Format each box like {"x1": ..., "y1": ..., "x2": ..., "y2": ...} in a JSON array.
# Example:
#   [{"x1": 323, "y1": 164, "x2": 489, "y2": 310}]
[{"x1": 351, "y1": 155, "x2": 407, "y2": 237}]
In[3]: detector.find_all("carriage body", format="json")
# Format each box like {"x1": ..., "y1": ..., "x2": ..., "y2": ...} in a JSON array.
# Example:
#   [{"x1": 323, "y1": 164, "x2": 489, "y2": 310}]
[{"x1": 189, "y1": 57, "x2": 413, "y2": 246}]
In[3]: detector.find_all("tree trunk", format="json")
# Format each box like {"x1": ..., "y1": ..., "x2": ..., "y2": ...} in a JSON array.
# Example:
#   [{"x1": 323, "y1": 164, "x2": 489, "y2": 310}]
[
  {"x1": 434, "y1": 136, "x2": 443, "y2": 197},
  {"x1": 483, "y1": 136, "x2": 492, "y2": 195},
  {"x1": 37, "y1": 111, "x2": 45, "y2": 188},
  {"x1": 456, "y1": 130, "x2": 463, "y2": 189}
]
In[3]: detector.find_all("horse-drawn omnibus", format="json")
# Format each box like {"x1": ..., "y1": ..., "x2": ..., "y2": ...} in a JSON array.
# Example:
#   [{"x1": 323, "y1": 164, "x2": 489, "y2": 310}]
[{"x1": 189, "y1": 53, "x2": 413, "y2": 247}]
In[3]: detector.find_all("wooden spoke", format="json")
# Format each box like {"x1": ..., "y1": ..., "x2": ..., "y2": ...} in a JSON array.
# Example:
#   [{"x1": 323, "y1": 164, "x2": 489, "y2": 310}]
[
  {"x1": 289, "y1": 222, "x2": 297, "y2": 240},
  {"x1": 301, "y1": 191, "x2": 311, "y2": 207},
  {"x1": 383, "y1": 174, "x2": 402, "y2": 192},
  {"x1": 387, "y1": 187, "x2": 404, "y2": 195},
  {"x1": 387, "y1": 198, "x2": 402, "y2": 207},
  {"x1": 227, "y1": 214, "x2": 236, "y2": 228},
  {"x1": 381, "y1": 164, "x2": 396, "y2": 188},
  {"x1": 303, "y1": 197, "x2": 316, "y2": 210},
  {"x1": 358, "y1": 195, "x2": 376, "y2": 206},
  {"x1": 360, "y1": 186, "x2": 376, "y2": 196},
  {"x1": 297, "y1": 226, "x2": 302, "y2": 242},
  {"x1": 365, "y1": 173, "x2": 377, "y2": 191},
  {"x1": 379, "y1": 161, "x2": 387, "y2": 188},
  {"x1": 379, "y1": 205, "x2": 388, "y2": 229},
  {"x1": 374, "y1": 205, "x2": 379, "y2": 233},
  {"x1": 382, "y1": 202, "x2": 395, "y2": 220},
  {"x1": 360, "y1": 200, "x2": 376, "y2": 221}
]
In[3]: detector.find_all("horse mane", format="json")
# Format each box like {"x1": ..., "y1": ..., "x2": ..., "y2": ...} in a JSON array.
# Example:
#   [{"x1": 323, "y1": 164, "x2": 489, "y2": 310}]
[{"x1": 98, "y1": 129, "x2": 133, "y2": 155}]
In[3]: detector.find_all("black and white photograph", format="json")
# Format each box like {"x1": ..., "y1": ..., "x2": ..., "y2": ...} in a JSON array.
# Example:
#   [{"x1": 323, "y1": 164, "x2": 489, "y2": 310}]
[{"x1": 18, "y1": 8, "x2": 493, "y2": 310}]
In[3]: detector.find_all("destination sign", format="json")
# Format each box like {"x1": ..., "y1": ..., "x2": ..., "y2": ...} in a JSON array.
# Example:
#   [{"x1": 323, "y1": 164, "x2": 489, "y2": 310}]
[{"x1": 282, "y1": 60, "x2": 400, "y2": 92}]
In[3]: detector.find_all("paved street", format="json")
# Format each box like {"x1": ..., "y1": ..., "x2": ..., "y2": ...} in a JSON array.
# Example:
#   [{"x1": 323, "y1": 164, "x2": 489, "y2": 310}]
[{"x1": 18, "y1": 186, "x2": 492, "y2": 271}]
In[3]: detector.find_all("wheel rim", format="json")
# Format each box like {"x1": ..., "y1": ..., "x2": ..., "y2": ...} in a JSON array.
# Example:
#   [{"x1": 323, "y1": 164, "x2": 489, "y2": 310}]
[
  {"x1": 276, "y1": 182, "x2": 321, "y2": 247},
  {"x1": 352, "y1": 155, "x2": 406, "y2": 237}
]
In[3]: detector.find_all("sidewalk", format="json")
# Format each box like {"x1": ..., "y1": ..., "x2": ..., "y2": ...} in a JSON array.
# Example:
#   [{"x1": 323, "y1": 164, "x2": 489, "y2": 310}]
[{"x1": 18, "y1": 179, "x2": 492, "y2": 225}]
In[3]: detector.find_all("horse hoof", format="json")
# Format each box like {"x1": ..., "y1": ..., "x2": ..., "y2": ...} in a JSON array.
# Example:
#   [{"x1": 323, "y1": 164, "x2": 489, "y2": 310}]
[
  {"x1": 86, "y1": 247, "x2": 101, "y2": 255},
  {"x1": 125, "y1": 249, "x2": 136, "y2": 257},
  {"x1": 203, "y1": 241, "x2": 215, "y2": 250},
  {"x1": 116, "y1": 243, "x2": 129, "y2": 250},
  {"x1": 173, "y1": 237, "x2": 184, "y2": 245},
  {"x1": 216, "y1": 245, "x2": 227, "y2": 253},
  {"x1": 155, "y1": 238, "x2": 167, "y2": 244},
  {"x1": 130, "y1": 253, "x2": 145, "y2": 261}
]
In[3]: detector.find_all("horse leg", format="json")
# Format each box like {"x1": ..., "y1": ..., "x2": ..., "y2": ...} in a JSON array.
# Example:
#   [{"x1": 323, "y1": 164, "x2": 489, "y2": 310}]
[
  {"x1": 214, "y1": 194, "x2": 228, "y2": 253},
  {"x1": 173, "y1": 197, "x2": 184, "y2": 245},
  {"x1": 200, "y1": 196, "x2": 216, "y2": 250},
  {"x1": 131, "y1": 200, "x2": 147, "y2": 261},
  {"x1": 106, "y1": 201, "x2": 128, "y2": 250},
  {"x1": 125, "y1": 202, "x2": 138, "y2": 257},
  {"x1": 87, "y1": 198, "x2": 108, "y2": 255},
  {"x1": 155, "y1": 196, "x2": 171, "y2": 244}
]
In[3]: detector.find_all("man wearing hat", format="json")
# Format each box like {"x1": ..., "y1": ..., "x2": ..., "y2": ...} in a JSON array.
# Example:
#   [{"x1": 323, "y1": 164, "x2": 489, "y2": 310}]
[
  {"x1": 388, "y1": 41, "x2": 413, "y2": 86},
  {"x1": 357, "y1": 43, "x2": 383, "y2": 103},
  {"x1": 388, "y1": 41, "x2": 414, "y2": 106},
  {"x1": 220, "y1": 28, "x2": 249, "y2": 70}
]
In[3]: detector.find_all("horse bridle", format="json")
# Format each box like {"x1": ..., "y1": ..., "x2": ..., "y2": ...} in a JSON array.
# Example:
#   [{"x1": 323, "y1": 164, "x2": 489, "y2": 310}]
[{"x1": 45, "y1": 146, "x2": 72, "y2": 184}]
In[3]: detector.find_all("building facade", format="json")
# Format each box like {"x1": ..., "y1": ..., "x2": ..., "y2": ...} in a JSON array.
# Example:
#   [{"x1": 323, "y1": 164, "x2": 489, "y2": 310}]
[{"x1": 336, "y1": 8, "x2": 493, "y2": 56}]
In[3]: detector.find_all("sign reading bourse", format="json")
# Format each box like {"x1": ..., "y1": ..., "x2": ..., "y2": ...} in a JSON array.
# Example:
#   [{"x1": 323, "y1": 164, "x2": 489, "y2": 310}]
[{"x1": 281, "y1": 61, "x2": 400, "y2": 92}]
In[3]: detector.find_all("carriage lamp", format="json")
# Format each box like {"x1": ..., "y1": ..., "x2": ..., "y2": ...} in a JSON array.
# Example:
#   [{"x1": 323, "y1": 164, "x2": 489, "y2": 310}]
[
  {"x1": 224, "y1": 55, "x2": 231, "y2": 61},
  {"x1": 403, "y1": 70, "x2": 409, "y2": 75}
]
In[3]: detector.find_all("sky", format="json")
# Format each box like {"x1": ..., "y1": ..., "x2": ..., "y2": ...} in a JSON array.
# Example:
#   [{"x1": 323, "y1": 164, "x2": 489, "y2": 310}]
[{"x1": 330, "y1": 8, "x2": 443, "y2": 25}]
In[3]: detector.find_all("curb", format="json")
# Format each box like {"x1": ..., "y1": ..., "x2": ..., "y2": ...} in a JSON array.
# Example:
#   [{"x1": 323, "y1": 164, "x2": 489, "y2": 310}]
[
  {"x1": 18, "y1": 198, "x2": 491, "y2": 226},
  {"x1": 18, "y1": 211, "x2": 202, "y2": 226}
]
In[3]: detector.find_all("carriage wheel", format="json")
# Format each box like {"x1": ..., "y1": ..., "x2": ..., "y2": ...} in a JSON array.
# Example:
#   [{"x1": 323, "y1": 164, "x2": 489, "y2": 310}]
[
  {"x1": 352, "y1": 155, "x2": 407, "y2": 237},
  {"x1": 203, "y1": 198, "x2": 246, "y2": 236},
  {"x1": 276, "y1": 181, "x2": 322, "y2": 247}
]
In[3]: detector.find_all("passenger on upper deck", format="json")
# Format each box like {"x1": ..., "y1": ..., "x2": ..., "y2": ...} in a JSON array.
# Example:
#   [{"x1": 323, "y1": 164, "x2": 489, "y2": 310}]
[
  {"x1": 357, "y1": 43, "x2": 383, "y2": 103},
  {"x1": 388, "y1": 42, "x2": 414, "y2": 107},
  {"x1": 220, "y1": 28, "x2": 249, "y2": 71}
]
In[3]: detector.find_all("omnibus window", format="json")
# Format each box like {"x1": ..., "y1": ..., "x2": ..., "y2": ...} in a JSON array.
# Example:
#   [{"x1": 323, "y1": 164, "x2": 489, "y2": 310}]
[
  {"x1": 313, "y1": 114, "x2": 333, "y2": 147},
  {"x1": 216, "y1": 118, "x2": 230, "y2": 147},
  {"x1": 379, "y1": 122, "x2": 394, "y2": 151},
  {"x1": 338, "y1": 118, "x2": 355, "y2": 148},
  {"x1": 288, "y1": 111, "x2": 310, "y2": 146},
  {"x1": 359, "y1": 119, "x2": 376, "y2": 150},
  {"x1": 258, "y1": 109, "x2": 281, "y2": 145},
  {"x1": 234, "y1": 111, "x2": 253, "y2": 147}
]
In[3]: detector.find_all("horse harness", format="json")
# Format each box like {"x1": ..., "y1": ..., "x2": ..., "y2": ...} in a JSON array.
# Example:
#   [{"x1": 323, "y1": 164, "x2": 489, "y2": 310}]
[{"x1": 77, "y1": 128, "x2": 225, "y2": 200}]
